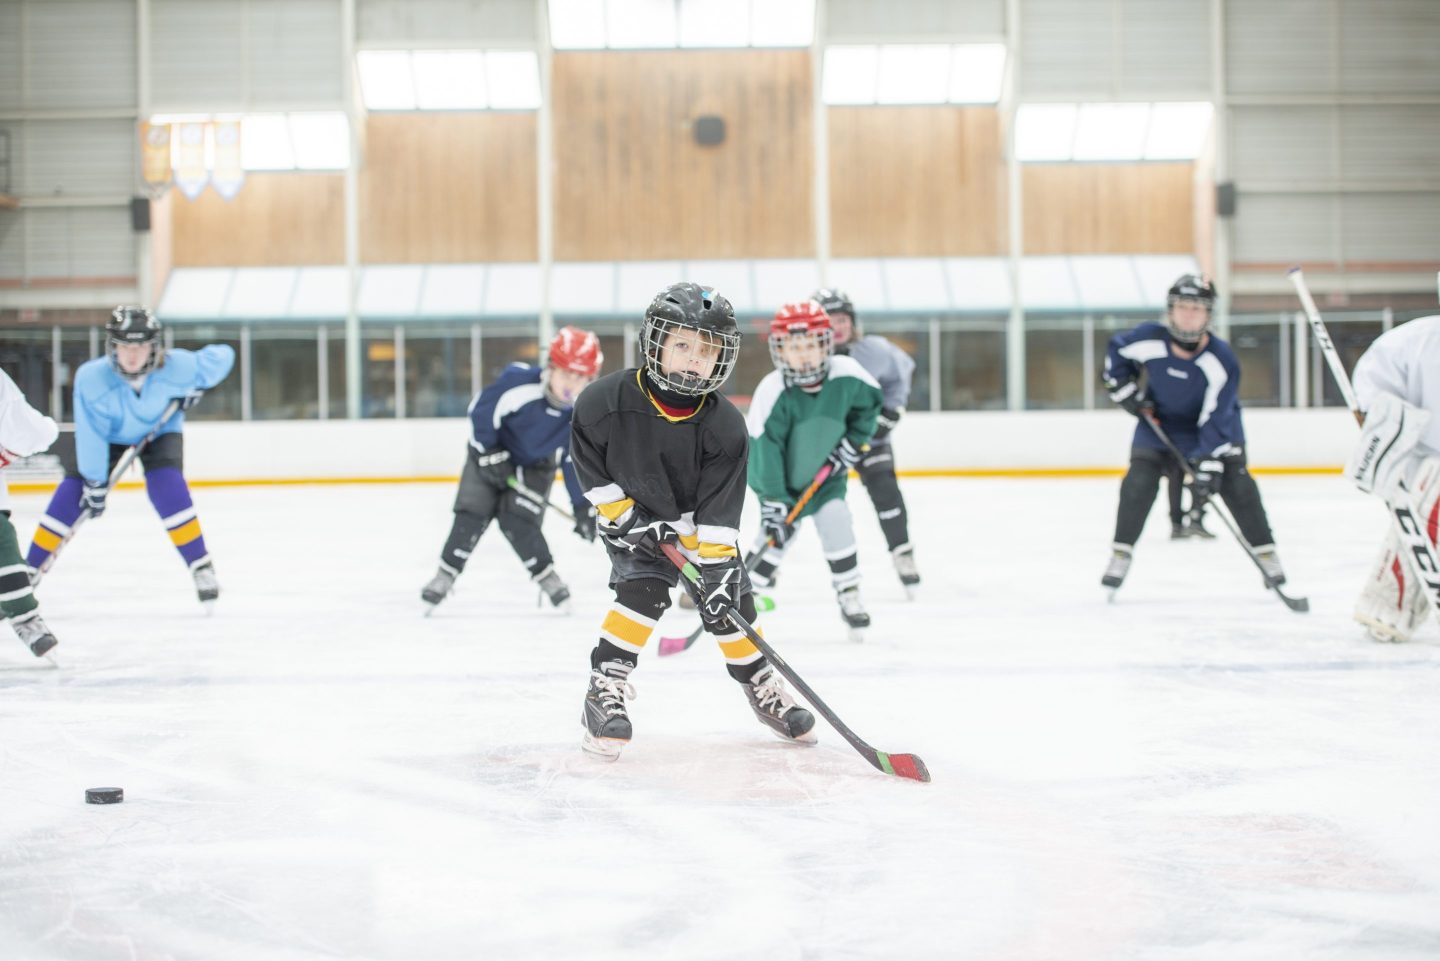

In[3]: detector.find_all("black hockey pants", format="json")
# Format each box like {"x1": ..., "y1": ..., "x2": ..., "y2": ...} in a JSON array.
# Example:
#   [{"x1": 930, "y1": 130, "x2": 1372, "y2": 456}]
[
  {"x1": 440, "y1": 446, "x2": 557, "y2": 578},
  {"x1": 856, "y1": 442, "x2": 910, "y2": 552},
  {"x1": 1112, "y1": 446, "x2": 1274, "y2": 548}
]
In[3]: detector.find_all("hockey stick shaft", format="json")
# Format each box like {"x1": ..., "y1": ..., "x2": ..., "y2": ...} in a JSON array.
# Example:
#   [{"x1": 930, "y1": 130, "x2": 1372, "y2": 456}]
[
  {"x1": 35, "y1": 398, "x2": 185, "y2": 582},
  {"x1": 505, "y1": 474, "x2": 576, "y2": 521},
  {"x1": 1288, "y1": 267, "x2": 1440, "y2": 610},
  {"x1": 1140, "y1": 410, "x2": 1309, "y2": 612},
  {"x1": 660, "y1": 542, "x2": 930, "y2": 782},
  {"x1": 658, "y1": 464, "x2": 834, "y2": 656},
  {"x1": 1288, "y1": 268, "x2": 1362, "y2": 421}
]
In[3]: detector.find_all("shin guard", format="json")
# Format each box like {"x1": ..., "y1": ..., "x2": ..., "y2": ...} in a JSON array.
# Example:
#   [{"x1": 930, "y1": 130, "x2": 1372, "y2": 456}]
[{"x1": 145, "y1": 468, "x2": 210, "y2": 570}]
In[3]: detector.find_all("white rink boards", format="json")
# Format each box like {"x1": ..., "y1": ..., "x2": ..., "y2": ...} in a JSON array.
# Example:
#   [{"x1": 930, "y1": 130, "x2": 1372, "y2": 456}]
[{"x1": 2, "y1": 476, "x2": 1439, "y2": 961}]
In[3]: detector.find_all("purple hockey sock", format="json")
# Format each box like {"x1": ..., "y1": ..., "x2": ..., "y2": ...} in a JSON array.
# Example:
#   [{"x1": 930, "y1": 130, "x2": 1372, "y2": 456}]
[
  {"x1": 145, "y1": 467, "x2": 210, "y2": 569},
  {"x1": 26, "y1": 476, "x2": 85, "y2": 569}
]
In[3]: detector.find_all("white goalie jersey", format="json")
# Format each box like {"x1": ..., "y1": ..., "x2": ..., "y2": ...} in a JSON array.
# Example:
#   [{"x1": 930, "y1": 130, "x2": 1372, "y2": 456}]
[
  {"x1": 1352, "y1": 314, "x2": 1440, "y2": 454},
  {"x1": 0, "y1": 369, "x2": 61, "y2": 511}
]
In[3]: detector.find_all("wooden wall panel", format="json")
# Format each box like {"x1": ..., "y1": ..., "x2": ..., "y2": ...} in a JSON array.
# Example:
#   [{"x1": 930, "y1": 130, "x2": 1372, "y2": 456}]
[
  {"x1": 360, "y1": 113, "x2": 536, "y2": 263},
  {"x1": 552, "y1": 50, "x2": 813, "y2": 261},
  {"x1": 828, "y1": 107, "x2": 1007, "y2": 257},
  {"x1": 1022, "y1": 163, "x2": 1195, "y2": 254},
  {"x1": 172, "y1": 173, "x2": 344, "y2": 266}
]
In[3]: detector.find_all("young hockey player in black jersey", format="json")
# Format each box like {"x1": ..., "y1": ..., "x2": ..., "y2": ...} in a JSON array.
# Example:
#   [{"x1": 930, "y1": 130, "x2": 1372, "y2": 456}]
[
  {"x1": 569, "y1": 282, "x2": 816, "y2": 760},
  {"x1": 812, "y1": 288, "x2": 921, "y2": 592},
  {"x1": 421, "y1": 326, "x2": 602, "y2": 614},
  {"x1": 1100, "y1": 274, "x2": 1286, "y2": 594}
]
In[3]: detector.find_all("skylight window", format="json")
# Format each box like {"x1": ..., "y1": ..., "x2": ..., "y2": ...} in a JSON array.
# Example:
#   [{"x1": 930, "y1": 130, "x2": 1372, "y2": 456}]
[
  {"x1": 822, "y1": 44, "x2": 1008, "y2": 106},
  {"x1": 549, "y1": 0, "x2": 814, "y2": 49},
  {"x1": 356, "y1": 50, "x2": 541, "y2": 111},
  {"x1": 1015, "y1": 102, "x2": 1214, "y2": 162}
]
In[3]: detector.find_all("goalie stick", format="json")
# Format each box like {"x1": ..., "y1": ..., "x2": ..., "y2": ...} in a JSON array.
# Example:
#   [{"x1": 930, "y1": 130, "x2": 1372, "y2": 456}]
[
  {"x1": 34, "y1": 398, "x2": 184, "y2": 584},
  {"x1": 658, "y1": 463, "x2": 834, "y2": 656},
  {"x1": 1140, "y1": 409, "x2": 1310, "y2": 613},
  {"x1": 1289, "y1": 267, "x2": 1440, "y2": 615},
  {"x1": 660, "y1": 542, "x2": 930, "y2": 782}
]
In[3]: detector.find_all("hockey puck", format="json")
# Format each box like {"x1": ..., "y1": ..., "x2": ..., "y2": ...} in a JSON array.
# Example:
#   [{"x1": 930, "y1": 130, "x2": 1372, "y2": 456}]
[{"x1": 85, "y1": 787, "x2": 123, "y2": 805}]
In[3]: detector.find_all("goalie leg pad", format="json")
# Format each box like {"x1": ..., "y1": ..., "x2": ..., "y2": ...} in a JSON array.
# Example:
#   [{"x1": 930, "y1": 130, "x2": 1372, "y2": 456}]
[{"x1": 1356, "y1": 455, "x2": 1440, "y2": 642}]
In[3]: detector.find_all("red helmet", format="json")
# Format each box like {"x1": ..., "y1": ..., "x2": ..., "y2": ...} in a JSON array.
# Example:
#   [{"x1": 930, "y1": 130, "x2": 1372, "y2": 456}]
[
  {"x1": 768, "y1": 301, "x2": 833, "y2": 387},
  {"x1": 547, "y1": 326, "x2": 603, "y2": 378}
]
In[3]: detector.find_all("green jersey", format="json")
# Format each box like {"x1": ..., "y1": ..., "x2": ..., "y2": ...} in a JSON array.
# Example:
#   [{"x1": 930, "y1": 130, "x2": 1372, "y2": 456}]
[{"x1": 745, "y1": 355, "x2": 883, "y2": 518}]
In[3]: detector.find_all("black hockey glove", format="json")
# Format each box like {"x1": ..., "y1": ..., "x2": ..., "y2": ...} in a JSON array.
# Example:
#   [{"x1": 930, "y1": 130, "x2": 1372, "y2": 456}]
[
  {"x1": 597, "y1": 505, "x2": 677, "y2": 558},
  {"x1": 1187, "y1": 458, "x2": 1224, "y2": 502},
  {"x1": 697, "y1": 555, "x2": 742, "y2": 633},
  {"x1": 825, "y1": 437, "x2": 865, "y2": 476},
  {"x1": 173, "y1": 388, "x2": 206, "y2": 412},
  {"x1": 1106, "y1": 377, "x2": 1154, "y2": 418},
  {"x1": 81, "y1": 481, "x2": 108, "y2": 519},
  {"x1": 474, "y1": 448, "x2": 514, "y2": 487},
  {"x1": 873, "y1": 406, "x2": 904, "y2": 441},
  {"x1": 572, "y1": 505, "x2": 597, "y2": 543},
  {"x1": 759, "y1": 499, "x2": 795, "y2": 548}
]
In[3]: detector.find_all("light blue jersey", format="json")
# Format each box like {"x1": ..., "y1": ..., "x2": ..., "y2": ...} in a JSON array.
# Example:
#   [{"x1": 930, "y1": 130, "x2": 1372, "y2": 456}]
[{"x1": 73, "y1": 346, "x2": 235, "y2": 483}]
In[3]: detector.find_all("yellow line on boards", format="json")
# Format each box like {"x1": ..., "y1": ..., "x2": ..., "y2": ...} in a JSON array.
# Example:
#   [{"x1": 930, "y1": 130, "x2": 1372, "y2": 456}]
[{"x1": 3, "y1": 465, "x2": 1344, "y2": 494}]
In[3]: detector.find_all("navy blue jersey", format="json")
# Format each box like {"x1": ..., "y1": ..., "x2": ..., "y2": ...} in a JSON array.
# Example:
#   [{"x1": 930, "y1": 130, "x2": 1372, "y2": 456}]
[
  {"x1": 1103, "y1": 323, "x2": 1245, "y2": 460},
  {"x1": 468, "y1": 363, "x2": 584, "y2": 507}
]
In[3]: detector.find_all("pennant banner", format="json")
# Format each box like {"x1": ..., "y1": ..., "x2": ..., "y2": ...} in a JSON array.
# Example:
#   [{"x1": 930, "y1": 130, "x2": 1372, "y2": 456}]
[
  {"x1": 211, "y1": 120, "x2": 244, "y2": 201},
  {"x1": 138, "y1": 121, "x2": 172, "y2": 198},
  {"x1": 174, "y1": 122, "x2": 209, "y2": 200}
]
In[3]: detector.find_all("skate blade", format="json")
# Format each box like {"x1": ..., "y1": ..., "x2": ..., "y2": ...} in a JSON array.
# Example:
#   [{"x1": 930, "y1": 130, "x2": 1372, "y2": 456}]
[
  {"x1": 847, "y1": 626, "x2": 866, "y2": 643},
  {"x1": 769, "y1": 727, "x2": 818, "y2": 745},
  {"x1": 201, "y1": 600, "x2": 217, "y2": 616},
  {"x1": 580, "y1": 730, "x2": 627, "y2": 760},
  {"x1": 902, "y1": 585, "x2": 917, "y2": 601},
  {"x1": 1106, "y1": 588, "x2": 1119, "y2": 603},
  {"x1": 422, "y1": 603, "x2": 438, "y2": 618}
]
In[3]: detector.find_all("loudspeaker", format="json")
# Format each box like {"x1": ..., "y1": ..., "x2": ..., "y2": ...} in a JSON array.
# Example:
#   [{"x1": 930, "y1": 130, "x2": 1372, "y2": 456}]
[
  {"x1": 1215, "y1": 181, "x2": 1236, "y2": 218},
  {"x1": 130, "y1": 196, "x2": 151, "y2": 232},
  {"x1": 694, "y1": 115, "x2": 726, "y2": 146}
]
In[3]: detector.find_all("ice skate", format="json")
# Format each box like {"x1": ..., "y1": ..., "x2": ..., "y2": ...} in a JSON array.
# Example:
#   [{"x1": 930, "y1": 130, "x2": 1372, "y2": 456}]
[
  {"x1": 581, "y1": 661, "x2": 636, "y2": 760},
  {"x1": 1254, "y1": 545, "x2": 1286, "y2": 586},
  {"x1": 421, "y1": 566, "x2": 457, "y2": 615},
  {"x1": 1101, "y1": 544, "x2": 1133, "y2": 599},
  {"x1": 892, "y1": 545, "x2": 921, "y2": 598},
  {"x1": 533, "y1": 565, "x2": 571, "y2": 613},
  {"x1": 741, "y1": 664, "x2": 816, "y2": 744},
  {"x1": 192, "y1": 561, "x2": 220, "y2": 613},
  {"x1": 1170, "y1": 521, "x2": 1187, "y2": 540},
  {"x1": 836, "y1": 586, "x2": 870, "y2": 642},
  {"x1": 11, "y1": 613, "x2": 57, "y2": 658}
]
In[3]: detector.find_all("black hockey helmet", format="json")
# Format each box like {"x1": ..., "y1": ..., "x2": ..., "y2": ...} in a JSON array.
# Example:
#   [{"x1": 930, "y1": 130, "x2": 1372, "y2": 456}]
[
  {"x1": 811, "y1": 287, "x2": 857, "y2": 348},
  {"x1": 1164, "y1": 274, "x2": 1217, "y2": 348},
  {"x1": 106, "y1": 306, "x2": 164, "y2": 376},
  {"x1": 639, "y1": 283, "x2": 740, "y2": 397}
]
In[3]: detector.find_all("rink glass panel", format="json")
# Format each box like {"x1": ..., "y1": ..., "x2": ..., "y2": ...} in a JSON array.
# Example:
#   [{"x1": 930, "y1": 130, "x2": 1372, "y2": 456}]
[
  {"x1": 403, "y1": 324, "x2": 474, "y2": 418},
  {"x1": 250, "y1": 325, "x2": 328, "y2": 420},
  {"x1": 938, "y1": 318, "x2": 1007, "y2": 410},
  {"x1": 0, "y1": 328, "x2": 54, "y2": 414}
]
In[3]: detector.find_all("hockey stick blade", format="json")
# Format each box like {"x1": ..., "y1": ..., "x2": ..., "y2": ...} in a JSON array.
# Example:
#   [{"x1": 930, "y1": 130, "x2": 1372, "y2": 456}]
[
  {"x1": 660, "y1": 543, "x2": 932, "y2": 783},
  {"x1": 1270, "y1": 584, "x2": 1310, "y2": 612}
]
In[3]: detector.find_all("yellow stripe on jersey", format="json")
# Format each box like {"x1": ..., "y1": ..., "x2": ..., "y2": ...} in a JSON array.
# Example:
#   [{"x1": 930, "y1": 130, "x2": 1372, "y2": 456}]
[
  {"x1": 596, "y1": 497, "x2": 634, "y2": 522},
  {"x1": 635, "y1": 370, "x2": 707, "y2": 423},
  {"x1": 600, "y1": 608, "x2": 656, "y2": 649},
  {"x1": 677, "y1": 531, "x2": 700, "y2": 551},
  {"x1": 33, "y1": 527, "x2": 61, "y2": 551},
  {"x1": 697, "y1": 541, "x2": 737, "y2": 559},
  {"x1": 167, "y1": 518, "x2": 203, "y2": 546}
]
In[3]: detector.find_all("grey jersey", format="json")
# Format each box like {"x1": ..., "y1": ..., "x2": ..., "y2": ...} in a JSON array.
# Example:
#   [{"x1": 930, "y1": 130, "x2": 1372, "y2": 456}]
[{"x1": 844, "y1": 335, "x2": 915, "y2": 411}]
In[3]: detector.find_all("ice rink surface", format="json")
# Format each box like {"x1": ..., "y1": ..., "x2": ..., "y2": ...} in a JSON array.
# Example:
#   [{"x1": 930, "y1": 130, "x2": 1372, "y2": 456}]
[{"x1": 2, "y1": 474, "x2": 1439, "y2": 961}]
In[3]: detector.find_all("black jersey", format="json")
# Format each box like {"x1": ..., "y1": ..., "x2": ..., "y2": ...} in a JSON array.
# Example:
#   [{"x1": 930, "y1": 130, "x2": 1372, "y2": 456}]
[{"x1": 570, "y1": 368, "x2": 749, "y2": 549}]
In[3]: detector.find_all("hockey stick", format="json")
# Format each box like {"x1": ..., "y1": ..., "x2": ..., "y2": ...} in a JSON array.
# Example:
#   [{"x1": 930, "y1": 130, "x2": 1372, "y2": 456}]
[
  {"x1": 1140, "y1": 409, "x2": 1310, "y2": 613},
  {"x1": 659, "y1": 541, "x2": 930, "y2": 782},
  {"x1": 505, "y1": 474, "x2": 576, "y2": 522},
  {"x1": 34, "y1": 398, "x2": 185, "y2": 584},
  {"x1": 657, "y1": 463, "x2": 834, "y2": 656},
  {"x1": 1288, "y1": 266, "x2": 1440, "y2": 613}
]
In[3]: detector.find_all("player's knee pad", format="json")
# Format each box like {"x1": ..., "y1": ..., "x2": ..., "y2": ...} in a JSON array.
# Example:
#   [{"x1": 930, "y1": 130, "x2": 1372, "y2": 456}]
[
  {"x1": 859, "y1": 459, "x2": 902, "y2": 508},
  {"x1": 497, "y1": 488, "x2": 545, "y2": 528},
  {"x1": 615, "y1": 577, "x2": 673, "y2": 620}
]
